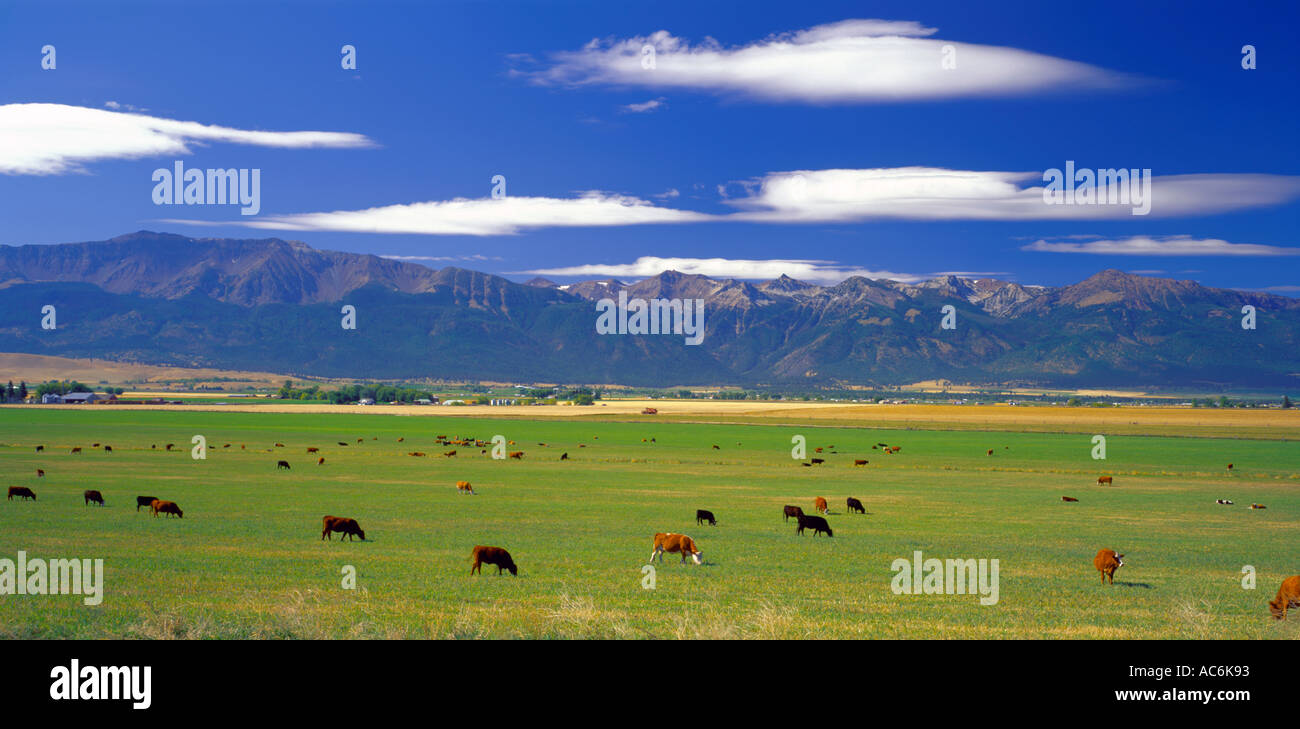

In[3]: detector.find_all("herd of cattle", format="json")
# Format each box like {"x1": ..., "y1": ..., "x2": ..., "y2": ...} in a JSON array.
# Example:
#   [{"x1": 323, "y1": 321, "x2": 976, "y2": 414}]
[{"x1": 8, "y1": 434, "x2": 1297, "y2": 621}]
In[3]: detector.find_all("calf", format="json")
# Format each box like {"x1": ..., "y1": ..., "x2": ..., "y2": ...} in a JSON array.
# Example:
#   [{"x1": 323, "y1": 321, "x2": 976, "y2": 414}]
[
  {"x1": 853, "y1": 459, "x2": 868, "y2": 467},
  {"x1": 456, "y1": 480, "x2": 475, "y2": 495},
  {"x1": 84, "y1": 489, "x2": 105, "y2": 506},
  {"x1": 650, "y1": 533, "x2": 703, "y2": 565},
  {"x1": 1093, "y1": 549, "x2": 1124, "y2": 585},
  {"x1": 846, "y1": 497, "x2": 865, "y2": 514},
  {"x1": 321, "y1": 515, "x2": 365, "y2": 541},
  {"x1": 136, "y1": 495, "x2": 158, "y2": 512},
  {"x1": 783, "y1": 505, "x2": 804, "y2": 522},
  {"x1": 276, "y1": 460, "x2": 291, "y2": 470},
  {"x1": 151, "y1": 500, "x2": 183, "y2": 518},
  {"x1": 470, "y1": 545, "x2": 517, "y2": 576},
  {"x1": 1097, "y1": 476, "x2": 1113, "y2": 486},
  {"x1": 1268, "y1": 576, "x2": 1300, "y2": 620},
  {"x1": 813, "y1": 497, "x2": 828, "y2": 514},
  {"x1": 1061, "y1": 496, "x2": 1079, "y2": 502},
  {"x1": 796, "y1": 514, "x2": 833, "y2": 537},
  {"x1": 696, "y1": 509, "x2": 717, "y2": 526},
  {"x1": 7, "y1": 486, "x2": 36, "y2": 501}
]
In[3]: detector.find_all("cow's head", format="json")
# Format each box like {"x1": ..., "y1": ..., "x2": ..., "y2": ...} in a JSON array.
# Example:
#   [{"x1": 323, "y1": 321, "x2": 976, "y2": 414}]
[
  {"x1": 1269, "y1": 597, "x2": 1286, "y2": 619},
  {"x1": 1114, "y1": 554, "x2": 1124, "y2": 567},
  {"x1": 690, "y1": 550, "x2": 703, "y2": 565},
  {"x1": 356, "y1": 528, "x2": 366, "y2": 541},
  {"x1": 507, "y1": 562, "x2": 518, "y2": 576}
]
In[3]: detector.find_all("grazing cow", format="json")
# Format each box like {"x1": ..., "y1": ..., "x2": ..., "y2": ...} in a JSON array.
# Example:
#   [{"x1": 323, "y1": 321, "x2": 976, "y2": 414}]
[
  {"x1": 810, "y1": 458, "x2": 825, "y2": 465},
  {"x1": 71, "y1": 447, "x2": 82, "y2": 454},
  {"x1": 1093, "y1": 549, "x2": 1124, "y2": 585},
  {"x1": 357, "y1": 438, "x2": 364, "y2": 444},
  {"x1": 104, "y1": 446, "x2": 112, "y2": 453},
  {"x1": 1097, "y1": 476, "x2": 1114, "y2": 486},
  {"x1": 801, "y1": 462, "x2": 812, "y2": 467},
  {"x1": 136, "y1": 495, "x2": 158, "y2": 512},
  {"x1": 560, "y1": 452, "x2": 569, "y2": 460},
  {"x1": 397, "y1": 437, "x2": 404, "y2": 442},
  {"x1": 456, "y1": 480, "x2": 475, "y2": 495},
  {"x1": 854, "y1": 459, "x2": 868, "y2": 467},
  {"x1": 650, "y1": 533, "x2": 703, "y2": 565},
  {"x1": 1216, "y1": 499, "x2": 1234, "y2": 505},
  {"x1": 470, "y1": 546, "x2": 517, "y2": 576},
  {"x1": 846, "y1": 497, "x2": 866, "y2": 514},
  {"x1": 871, "y1": 445, "x2": 878, "y2": 450},
  {"x1": 796, "y1": 514, "x2": 833, "y2": 537},
  {"x1": 165, "y1": 443, "x2": 174, "y2": 451},
  {"x1": 696, "y1": 509, "x2": 717, "y2": 526},
  {"x1": 223, "y1": 444, "x2": 231, "y2": 448},
  {"x1": 35, "y1": 445, "x2": 44, "y2": 452},
  {"x1": 814, "y1": 447, "x2": 823, "y2": 453},
  {"x1": 508, "y1": 451, "x2": 524, "y2": 459},
  {"x1": 712, "y1": 445, "x2": 720, "y2": 450},
  {"x1": 1062, "y1": 496, "x2": 1079, "y2": 502},
  {"x1": 987, "y1": 449, "x2": 993, "y2": 456},
  {"x1": 813, "y1": 497, "x2": 828, "y2": 514},
  {"x1": 93, "y1": 443, "x2": 100, "y2": 448},
  {"x1": 408, "y1": 452, "x2": 426, "y2": 457},
  {"x1": 275, "y1": 443, "x2": 285, "y2": 448},
  {"x1": 783, "y1": 505, "x2": 804, "y2": 522},
  {"x1": 35, "y1": 469, "x2": 44, "y2": 478},
  {"x1": 444, "y1": 450, "x2": 457, "y2": 458},
  {"x1": 318, "y1": 457, "x2": 325, "y2": 465},
  {"x1": 276, "y1": 460, "x2": 291, "y2": 470},
  {"x1": 1251, "y1": 503, "x2": 1268, "y2": 510},
  {"x1": 892, "y1": 446, "x2": 901, "y2": 453},
  {"x1": 1227, "y1": 463, "x2": 1234, "y2": 471},
  {"x1": 151, "y1": 500, "x2": 183, "y2": 518},
  {"x1": 307, "y1": 447, "x2": 319, "y2": 453},
  {"x1": 1268, "y1": 576, "x2": 1300, "y2": 620},
  {"x1": 321, "y1": 515, "x2": 365, "y2": 541},
  {"x1": 84, "y1": 489, "x2": 104, "y2": 506},
  {"x1": 337, "y1": 442, "x2": 349, "y2": 447},
  {"x1": 7, "y1": 486, "x2": 36, "y2": 501}
]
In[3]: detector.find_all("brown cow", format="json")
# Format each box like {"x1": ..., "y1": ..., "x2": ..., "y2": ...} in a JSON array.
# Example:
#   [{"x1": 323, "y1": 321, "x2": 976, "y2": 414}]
[
  {"x1": 814, "y1": 447, "x2": 823, "y2": 453},
  {"x1": 443, "y1": 450, "x2": 457, "y2": 457},
  {"x1": 321, "y1": 516, "x2": 365, "y2": 541},
  {"x1": 1093, "y1": 549, "x2": 1124, "y2": 584},
  {"x1": 813, "y1": 497, "x2": 828, "y2": 514},
  {"x1": 84, "y1": 489, "x2": 104, "y2": 506},
  {"x1": 470, "y1": 545, "x2": 517, "y2": 575},
  {"x1": 318, "y1": 457, "x2": 325, "y2": 465},
  {"x1": 846, "y1": 497, "x2": 866, "y2": 514},
  {"x1": 986, "y1": 449, "x2": 993, "y2": 456},
  {"x1": 1062, "y1": 496, "x2": 1079, "y2": 502},
  {"x1": 508, "y1": 451, "x2": 524, "y2": 459},
  {"x1": 274, "y1": 443, "x2": 285, "y2": 448},
  {"x1": 35, "y1": 469, "x2": 44, "y2": 477},
  {"x1": 1097, "y1": 476, "x2": 1113, "y2": 486},
  {"x1": 456, "y1": 480, "x2": 475, "y2": 495},
  {"x1": 307, "y1": 447, "x2": 320, "y2": 453},
  {"x1": 151, "y1": 500, "x2": 183, "y2": 518},
  {"x1": 853, "y1": 459, "x2": 868, "y2": 466},
  {"x1": 71, "y1": 447, "x2": 82, "y2": 454},
  {"x1": 783, "y1": 505, "x2": 804, "y2": 522},
  {"x1": 8, "y1": 486, "x2": 36, "y2": 501},
  {"x1": 651, "y1": 533, "x2": 703, "y2": 565},
  {"x1": 408, "y1": 452, "x2": 426, "y2": 457},
  {"x1": 1251, "y1": 503, "x2": 1268, "y2": 509},
  {"x1": 165, "y1": 443, "x2": 174, "y2": 451},
  {"x1": 397, "y1": 437, "x2": 405, "y2": 442},
  {"x1": 1268, "y1": 576, "x2": 1300, "y2": 620},
  {"x1": 1226, "y1": 463, "x2": 1234, "y2": 471},
  {"x1": 712, "y1": 445, "x2": 720, "y2": 450}
]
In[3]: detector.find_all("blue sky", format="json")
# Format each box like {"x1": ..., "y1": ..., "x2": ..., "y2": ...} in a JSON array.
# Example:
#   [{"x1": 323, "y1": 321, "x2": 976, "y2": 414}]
[{"x1": 1, "y1": 0, "x2": 1297, "y2": 293}]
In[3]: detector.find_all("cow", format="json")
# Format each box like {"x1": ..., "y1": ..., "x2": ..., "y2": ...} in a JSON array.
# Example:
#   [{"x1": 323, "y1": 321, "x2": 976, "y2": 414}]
[
  {"x1": 93, "y1": 443, "x2": 100, "y2": 448},
  {"x1": 151, "y1": 500, "x2": 183, "y2": 518},
  {"x1": 84, "y1": 489, "x2": 104, "y2": 506},
  {"x1": 444, "y1": 450, "x2": 457, "y2": 458},
  {"x1": 508, "y1": 451, "x2": 524, "y2": 459},
  {"x1": 321, "y1": 516, "x2": 364, "y2": 541},
  {"x1": 136, "y1": 495, "x2": 158, "y2": 512},
  {"x1": 783, "y1": 505, "x2": 804, "y2": 522},
  {"x1": 104, "y1": 446, "x2": 112, "y2": 453},
  {"x1": 1251, "y1": 503, "x2": 1268, "y2": 510},
  {"x1": 470, "y1": 546, "x2": 517, "y2": 576},
  {"x1": 456, "y1": 480, "x2": 475, "y2": 495},
  {"x1": 35, "y1": 445, "x2": 43, "y2": 452},
  {"x1": 276, "y1": 460, "x2": 291, "y2": 470},
  {"x1": 986, "y1": 449, "x2": 993, "y2": 456},
  {"x1": 71, "y1": 447, "x2": 82, "y2": 454},
  {"x1": 165, "y1": 443, "x2": 174, "y2": 451},
  {"x1": 307, "y1": 447, "x2": 320, "y2": 453},
  {"x1": 357, "y1": 438, "x2": 364, "y2": 444},
  {"x1": 273, "y1": 442, "x2": 285, "y2": 448},
  {"x1": 337, "y1": 442, "x2": 349, "y2": 447},
  {"x1": 7, "y1": 486, "x2": 36, "y2": 501},
  {"x1": 397, "y1": 437, "x2": 405, "y2": 443},
  {"x1": 801, "y1": 462, "x2": 812, "y2": 467},
  {"x1": 1268, "y1": 576, "x2": 1300, "y2": 620},
  {"x1": 560, "y1": 452, "x2": 569, "y2": 460},
  {"x1": 1216, "y1": 499, "x2": 1234, "y2": 505},
  {"x1": 696, "y1": 509, "x2": 717, "y2": 526},
  {"x1": 1093, "y1": 549, "x2": 1124, "y2": 585},
  {"x1": 796, "y1": 514, "x2": 833, "y2": 537},
  {"x1": 1097, "y1": 476, "x2": 1113, "y2": 486},
  {"x1": 892, "y1": 446, "x2": 901, "y2": 452},
  {"x1": 318, "y1": 457, "x2": 325, "y2": 465},
  {"x1": 223, "y1": 444, "x2": 231, "y2": 448},
  {"x1": 854, "y1": 459, "x2": 868, "y2": 467},
  {"x1": 846, "y1": 497, "x2": 866, "y2": 514},
  {"x1": 814, "y1": 447, "x2": 823, "y2": 453},
  {"x1": 1227, "y1": 463, "x2": 1234, "y2": 471},
  {"x1": 1062, "y1": 496, "x2": 1079, "y2": 502},
  {"x1": 810, "y1": 458, "x2": 825, "y2": 465},
  {"x1": 35, "y1": 469, "x2": 44, "y2": 478},
  {"x1": 813, "y1": 497, "x2": 828, "y2": 514},
  {"x1": 650, "y1": 533, "x2": 703, "y2": 565},
  {"x1": 712, "y1": 445, "x2": 720, "y2": 450},
  {"x1": 408, "y1": 452, "x2": 426, "y2": 457}
]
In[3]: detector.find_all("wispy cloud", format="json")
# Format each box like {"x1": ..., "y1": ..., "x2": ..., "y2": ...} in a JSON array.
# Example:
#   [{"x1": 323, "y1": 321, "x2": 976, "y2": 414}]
[
  {"x1": 0, "y1": 103, "x2": 374, "y2": 175},
  {"x1": 1023, "y1": 235, "x2": 1300, "y2": 256},
  {"x1": 517, "y1": 256, "x2": 925, "y2": 284},
  {"x1": 520, "y1": 19, "x2": 1141, "y2": 104},
  {"x1": 620, "y1": 97, "x2": 666, "y2": 113}
]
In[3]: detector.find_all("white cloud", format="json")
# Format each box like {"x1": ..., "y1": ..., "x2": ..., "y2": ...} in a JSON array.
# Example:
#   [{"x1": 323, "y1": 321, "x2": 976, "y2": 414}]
[
  {"x1": 173, "y1": 191, "x2": 711, "y2": 236},
  {"x1": 727, "y1": 168, "x2": 1300, "y2": 221},
  {"x1": 518, "y1": 256, "x2": 924, "y2": 284},
  {"x1": 1023, "y1": 235, "x2": 1300, "y2": 256},
  {"x1": 523, "y1": 19, "x2": 1140, "y2": 103},
  {"x1": 0, "y1": 103, "x2": 374, "y2": 175},
  {"x1": 620, "y1": 97, "x2": 666, "y2": 113}
]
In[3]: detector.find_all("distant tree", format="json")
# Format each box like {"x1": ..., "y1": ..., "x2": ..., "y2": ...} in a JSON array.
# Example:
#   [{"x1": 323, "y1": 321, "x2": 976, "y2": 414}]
[
  {"x1": 18, "y1": 381, "x2": 27, "y2": 402},
  {"x1": 1066, "y1": 397, "x2": 1081, "y2": 407},
  {"x1": 1284, "y1": 395, "x2": 1294, "y2": 409}
]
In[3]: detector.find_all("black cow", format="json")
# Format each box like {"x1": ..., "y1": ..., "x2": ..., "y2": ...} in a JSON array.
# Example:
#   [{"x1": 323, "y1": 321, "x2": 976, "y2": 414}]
[
  {"x1": 783, "y1": 505, "x2": 804, "y2": 522},
  {"x1": 695, "y1": 509, "x2": 717, "y2": 526},
  {"x1": 276, "y1": 460, "x2": 291, "y2": 470},
  {"x1": 846, "y1": 497, "x2": 866, "y2": 514},
  {"x1": 796, "y1": 514, "x2": 833, "y2": 537},
  {"x1": 810, "y1": 458, "x2": 825, "y2": 465},
  {"x1": 136, "y1": 495, "x2": 159, "y2": 512}
]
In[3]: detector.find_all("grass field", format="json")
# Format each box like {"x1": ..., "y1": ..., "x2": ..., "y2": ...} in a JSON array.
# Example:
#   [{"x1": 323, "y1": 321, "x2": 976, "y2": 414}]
[{"x1": 1, "y1": 407, "x2": 1297, "y2": 639}]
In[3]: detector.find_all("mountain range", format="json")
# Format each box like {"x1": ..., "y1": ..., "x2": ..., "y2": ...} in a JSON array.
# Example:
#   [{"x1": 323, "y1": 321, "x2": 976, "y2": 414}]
[{"x1": 0, "y1": 231, "x2": 1295, "y2": 389}]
